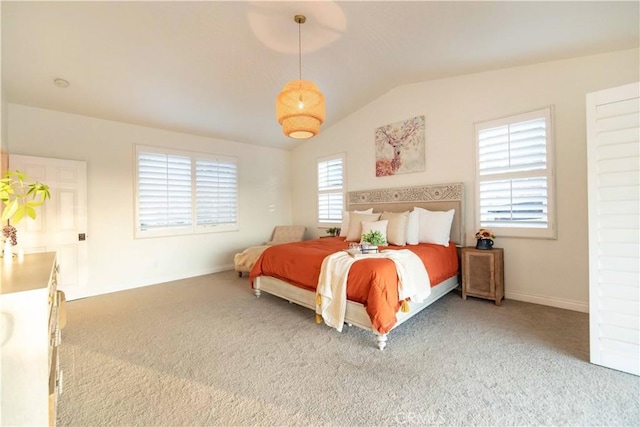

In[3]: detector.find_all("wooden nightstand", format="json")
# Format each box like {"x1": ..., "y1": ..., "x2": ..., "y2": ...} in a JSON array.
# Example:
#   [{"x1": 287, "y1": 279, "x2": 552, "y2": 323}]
[{"x1": 461, "y1": 247, "x2": 504, "y2": 305}]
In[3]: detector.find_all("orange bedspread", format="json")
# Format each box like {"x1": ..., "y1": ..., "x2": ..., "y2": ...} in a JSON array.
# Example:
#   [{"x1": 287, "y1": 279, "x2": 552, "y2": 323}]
[{"x1": 249, "y1": 237, "x2": 459, "y2": 333}]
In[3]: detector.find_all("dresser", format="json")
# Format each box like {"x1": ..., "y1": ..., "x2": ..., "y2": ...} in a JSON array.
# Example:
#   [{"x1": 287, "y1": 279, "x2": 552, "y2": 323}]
[{"x1": 0, "y1": 252, "x2": 62, "y2": 426}]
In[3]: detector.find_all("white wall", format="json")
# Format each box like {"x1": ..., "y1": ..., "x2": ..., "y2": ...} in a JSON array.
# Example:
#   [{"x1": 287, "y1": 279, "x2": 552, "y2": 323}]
[
  {"x1": 291, "y1": 48, "x2": 639, "y2": 312},
  {"x1": 1, "y1": 17, "x2": 7, "y2": 170},
  {"x1": 1, "y1": 82, "x2": 6, "y2": 154},
  {"x1": 1, "y1": 88, "x2": 7, "y2": 171},
  {"x1": 8, "y1": 104, "x2": 292, "y2": 299}
]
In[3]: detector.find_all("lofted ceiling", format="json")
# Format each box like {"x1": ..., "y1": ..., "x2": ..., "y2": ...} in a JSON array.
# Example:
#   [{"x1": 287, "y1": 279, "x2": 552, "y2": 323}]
[{"x1": 2, "y1": 1, "x2": 638, "y2": 150}]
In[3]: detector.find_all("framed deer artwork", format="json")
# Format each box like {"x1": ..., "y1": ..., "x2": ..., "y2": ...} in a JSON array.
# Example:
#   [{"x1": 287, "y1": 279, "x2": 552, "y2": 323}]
[{"x1": 375, "y1": 115, "x2": 425, "y2": 177}]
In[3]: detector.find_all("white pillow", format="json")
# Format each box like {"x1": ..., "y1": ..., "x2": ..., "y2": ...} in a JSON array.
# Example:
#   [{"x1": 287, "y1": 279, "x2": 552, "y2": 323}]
[
  {"x1": 345, "y1": 212, "x2": 381, "y2": 241},
  {"x1": 359, "y1": 220, "x2": 389, "y2": 245},
  {"x1": 339, "y1": 208, "x2": 374, "y2": 237},
  {"x1": 380, "y1": 211, "x2": 408, "y2": 246},
  {"x1": 416, "y1": 208, "x2": 455, "y2": 247},
  {"x1": 406, "y1": 210, "x2": 420, "y2": 245}
]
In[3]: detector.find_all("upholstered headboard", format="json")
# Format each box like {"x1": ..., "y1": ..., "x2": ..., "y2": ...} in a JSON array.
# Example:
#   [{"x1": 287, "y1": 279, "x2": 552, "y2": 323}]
[{"x1": 347, "y1": 182, "x2": 464, "y2": 247}]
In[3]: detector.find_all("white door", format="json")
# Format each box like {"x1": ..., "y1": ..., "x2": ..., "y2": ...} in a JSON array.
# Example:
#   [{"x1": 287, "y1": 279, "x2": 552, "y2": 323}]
[
  {"x1": 9, "y1": 155, "x2": 88, "y2": 298},
  {"x1": 587, "y1": 82, "x2": 639, "y2": 376}
]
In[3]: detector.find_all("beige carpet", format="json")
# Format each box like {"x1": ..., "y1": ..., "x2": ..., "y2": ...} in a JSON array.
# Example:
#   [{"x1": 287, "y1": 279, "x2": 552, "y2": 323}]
[{"x1": 58, "y1": 270, "x2": 639, "y2": 426}]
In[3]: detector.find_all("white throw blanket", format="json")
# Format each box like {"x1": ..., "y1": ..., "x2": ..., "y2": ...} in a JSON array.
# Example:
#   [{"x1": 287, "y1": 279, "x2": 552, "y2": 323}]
[{"x1": 316, "y1": 249, "x2": 431, "y2": 332}]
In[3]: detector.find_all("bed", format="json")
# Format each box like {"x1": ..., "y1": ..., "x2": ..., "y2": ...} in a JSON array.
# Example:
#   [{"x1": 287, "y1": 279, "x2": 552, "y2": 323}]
[{"x1": 250, "y1": 182, "x2": 464, "y2": 350}]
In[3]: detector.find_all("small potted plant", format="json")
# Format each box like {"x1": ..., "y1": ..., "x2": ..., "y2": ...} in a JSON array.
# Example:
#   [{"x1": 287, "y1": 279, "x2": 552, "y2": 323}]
[
  {"x1": 0, "y1": 170, "x2": 51, "y2": 253},
  {"x1": 475, "y1": 228, "x2": 495, "y2": 250},
  {"x1": 325, "y1": 227, "x2": 340, "y2": 237},
  {"x1": 361, "y1": 230, "x2": 386, "y2": 254}
]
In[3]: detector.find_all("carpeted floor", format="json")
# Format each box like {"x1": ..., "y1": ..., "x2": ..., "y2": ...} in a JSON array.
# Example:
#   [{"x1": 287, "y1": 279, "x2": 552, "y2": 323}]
[{"x1": 57, "y1": 270, "x2": 639, "y2": 426}]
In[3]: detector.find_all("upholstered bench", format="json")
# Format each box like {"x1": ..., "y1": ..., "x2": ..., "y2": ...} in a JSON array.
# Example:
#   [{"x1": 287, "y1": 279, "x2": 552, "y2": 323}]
[{"x1": 234, "y1": 225, "x2": 306, "y2": 277}]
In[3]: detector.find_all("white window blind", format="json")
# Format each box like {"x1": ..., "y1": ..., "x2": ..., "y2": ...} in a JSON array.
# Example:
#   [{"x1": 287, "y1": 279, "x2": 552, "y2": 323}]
[
  {"x1": 135, "y1": 145, "x2": 238, "y2": 237},
  {"x1": 475, "y1": 108, "x2": 555, "y2": 238},
  {"x1": 318, "y1": 154, "x2": 345, "y2": 226},
  {"x1": 196, "y1": 158, "x2": 238, "y2": 228},
  {"x1": 137, "y1": 152, "x2": 192, "y2": 231}
]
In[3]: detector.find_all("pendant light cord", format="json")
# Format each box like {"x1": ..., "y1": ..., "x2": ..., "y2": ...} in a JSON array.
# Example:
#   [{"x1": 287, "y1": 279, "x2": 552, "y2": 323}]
[{"x1": 298, "y1": 20, "x2": 302, "y2": 81}]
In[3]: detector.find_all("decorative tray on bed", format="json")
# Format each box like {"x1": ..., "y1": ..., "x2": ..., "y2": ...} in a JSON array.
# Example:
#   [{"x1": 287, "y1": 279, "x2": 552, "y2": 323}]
[{"x1": 344, "y1": 248, "x2": 384, "y2": 258}]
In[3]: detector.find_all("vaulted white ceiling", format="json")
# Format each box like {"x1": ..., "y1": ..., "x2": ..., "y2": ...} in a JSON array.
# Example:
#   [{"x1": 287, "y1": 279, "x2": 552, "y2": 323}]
[{"x1": 2, "y1": 1, "x2": 638, "y2": 150}]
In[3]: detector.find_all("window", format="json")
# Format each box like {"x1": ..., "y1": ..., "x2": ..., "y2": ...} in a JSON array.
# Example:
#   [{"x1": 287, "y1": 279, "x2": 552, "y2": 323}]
[
  {"x1": 317, "y1": 153, "x2": 345, "y2": 227},
  {"x1": 475, "y1": 107, "x2": 556, "y2": 239},
  {"x1": 195, "y1": 158, "x2": 238, "y2": 228},
  {"x1": 135, "y1": 145, "x2": 238, "y2": 238}
]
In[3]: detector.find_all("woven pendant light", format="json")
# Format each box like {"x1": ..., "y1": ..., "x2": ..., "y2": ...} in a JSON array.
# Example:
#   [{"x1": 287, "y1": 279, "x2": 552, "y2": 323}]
[{"x1": 276, "y1": 15, "x2": 325, "y2": 139}]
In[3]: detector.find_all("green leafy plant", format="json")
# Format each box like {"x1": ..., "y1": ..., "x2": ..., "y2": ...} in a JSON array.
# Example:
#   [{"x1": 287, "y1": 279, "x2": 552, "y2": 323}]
[
  {"x1": 361, "y1": 230, "x2": 386, "y2": 246},
  {"x1": 0, "y1": 170, "x2": 51, "y2": 224},
  {"x1": 325, "y1": 227, "x2": 340, "y2": 237}
]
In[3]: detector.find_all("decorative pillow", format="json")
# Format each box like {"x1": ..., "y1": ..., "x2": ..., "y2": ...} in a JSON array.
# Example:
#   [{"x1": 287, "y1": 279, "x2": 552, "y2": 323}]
[
  {"x1": 359, "y1": 220, "x2": 389, "y2": 245},
  {"x1": 405, "y1": 210, "x2": 420, "y2": 245},
  {"x1": 345, "y1": 212, "x2": 381, "y2": 241},
  {"x1": 339, "y1": 208, "x2": 374, "y2": 237},
  {"x1": 380, "y1": 211, "x2": 409, "y2": 246},
  {"x1": 415, "y1": 208, "x2": 455, "y2": 247}
]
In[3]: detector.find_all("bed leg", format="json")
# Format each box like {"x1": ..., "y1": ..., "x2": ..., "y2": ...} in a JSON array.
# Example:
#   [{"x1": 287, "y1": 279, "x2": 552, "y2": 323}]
[
  {"x1": 375, "y1": 333, "x2": 388, "y2": 351},
  {"x1": 254, "y1": 288, "x2": 261, "y2": 298}
]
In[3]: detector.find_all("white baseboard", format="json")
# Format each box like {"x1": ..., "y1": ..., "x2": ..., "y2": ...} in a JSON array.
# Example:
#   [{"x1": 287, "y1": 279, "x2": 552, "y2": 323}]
[
  {"x1": 66, "y1": 264, "x2": 235, "y2": 301},
  {"x1": 66, "y1": 269, "x2": 589, "y2": 314},
  {"x1": 506, "y1": 290, "x2": 588, "y2": 313}
]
